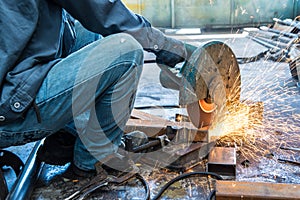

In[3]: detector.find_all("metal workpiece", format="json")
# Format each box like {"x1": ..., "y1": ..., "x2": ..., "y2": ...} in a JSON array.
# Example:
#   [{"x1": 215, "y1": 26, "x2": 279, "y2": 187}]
[
  {"x1": 207, "y1": 147, "x2": 236, "y2": 177},
  {"x1": 140, "y1": 141, "x2": 215, "y2": 171},
  {"x1": 179, "y1": 41, "x2": 241, "y2": 128}
]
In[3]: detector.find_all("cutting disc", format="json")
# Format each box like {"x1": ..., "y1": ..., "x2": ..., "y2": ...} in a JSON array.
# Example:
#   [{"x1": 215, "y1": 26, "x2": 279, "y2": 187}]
[{"x1": 180, "y1": 41, "x2": 241, "y2": 128}]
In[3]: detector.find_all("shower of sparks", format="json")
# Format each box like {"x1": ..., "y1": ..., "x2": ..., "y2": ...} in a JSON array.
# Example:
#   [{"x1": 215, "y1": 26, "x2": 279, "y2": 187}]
[{"x1": 204, "y1": 56, "x2": 300, "y2": 167}]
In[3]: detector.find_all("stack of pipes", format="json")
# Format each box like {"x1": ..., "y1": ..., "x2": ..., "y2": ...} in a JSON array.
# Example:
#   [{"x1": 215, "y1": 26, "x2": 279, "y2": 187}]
[
  {"x1": 244, "y1": 17, "x2": 300, "y2": 83},
  {"x1": 245, "y1": 18, "x2": 300, "y2": 61}
]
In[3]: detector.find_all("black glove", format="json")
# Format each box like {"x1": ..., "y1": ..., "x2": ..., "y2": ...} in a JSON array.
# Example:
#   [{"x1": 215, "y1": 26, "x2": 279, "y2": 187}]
[{"x1": 155, "y1": 37, "x2": 197, "y2": 68}]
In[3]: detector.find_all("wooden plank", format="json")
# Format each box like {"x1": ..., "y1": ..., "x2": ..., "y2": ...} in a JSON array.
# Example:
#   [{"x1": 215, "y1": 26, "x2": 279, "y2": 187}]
[{"x1": 216, "y1": 181, "x2": 300, "y2": 200}]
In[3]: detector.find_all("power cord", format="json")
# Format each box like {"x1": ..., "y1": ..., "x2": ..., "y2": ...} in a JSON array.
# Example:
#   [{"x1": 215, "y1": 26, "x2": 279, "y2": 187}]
[{"x1": 150, "y1": 172, "x2": 223, "y2": 200}]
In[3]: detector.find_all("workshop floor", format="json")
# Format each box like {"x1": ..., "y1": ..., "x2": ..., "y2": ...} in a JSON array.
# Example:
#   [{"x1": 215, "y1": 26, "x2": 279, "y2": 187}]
[{"x1": 4, "y1": 29, "x2": 300, "y2": 199}]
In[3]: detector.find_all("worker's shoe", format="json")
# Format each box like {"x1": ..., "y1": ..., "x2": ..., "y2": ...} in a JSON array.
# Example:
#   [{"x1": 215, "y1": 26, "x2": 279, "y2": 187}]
[
  {"x1": 60, "y1": 156, "x2": 134, "y2": 183},
  {"x1": 61, "y1": 163, "x2": 97, "y2": 181},
  {"x1": 37, "y1": 130, "x2": 76, "y2": 165}
]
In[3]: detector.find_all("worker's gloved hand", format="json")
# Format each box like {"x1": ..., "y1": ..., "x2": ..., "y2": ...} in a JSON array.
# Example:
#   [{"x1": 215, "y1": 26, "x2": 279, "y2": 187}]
[
  {"x1": 136, "y1": 27, "x2": 197, "y2": 68},
  {"x1": 155, "y1": 36, "x2": 197, "y2": 68}
]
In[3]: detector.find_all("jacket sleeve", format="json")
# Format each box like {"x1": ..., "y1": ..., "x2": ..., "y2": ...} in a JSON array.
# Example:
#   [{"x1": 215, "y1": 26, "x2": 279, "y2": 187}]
[{"x1": 53, "y1": 0, "x2": 186, "y2": 56}]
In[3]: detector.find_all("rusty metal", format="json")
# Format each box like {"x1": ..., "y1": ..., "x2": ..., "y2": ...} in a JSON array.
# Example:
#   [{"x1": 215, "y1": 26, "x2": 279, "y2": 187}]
[
  {"x1": 140, "y1": 140, "x2": 214, "y2": 171},
  {"x1": 216, "y1": 180, "x2": 300, "y2": 200},
  {"x1": 207, "y1": 147, "x2": 236, "y2": 177},
  {"x1": 167, "y1": 142, "x2": 215, "y2": 171}
]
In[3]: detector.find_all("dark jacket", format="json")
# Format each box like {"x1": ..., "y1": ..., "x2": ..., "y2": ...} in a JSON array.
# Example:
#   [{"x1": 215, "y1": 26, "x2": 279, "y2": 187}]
[{"x1": 0, "y1": 0, "x2": 185, "y2": 124}]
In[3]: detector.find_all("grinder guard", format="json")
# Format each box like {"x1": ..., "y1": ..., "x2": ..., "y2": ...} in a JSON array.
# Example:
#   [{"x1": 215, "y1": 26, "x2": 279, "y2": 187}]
[{"x1": 180, "y1": 41, "x2": 241, "y2": 129}]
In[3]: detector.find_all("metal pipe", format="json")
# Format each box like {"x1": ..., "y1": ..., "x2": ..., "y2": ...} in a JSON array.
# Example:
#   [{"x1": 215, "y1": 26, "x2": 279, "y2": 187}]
[
  {"x1": 280, "y1": 146, "x2": 300, "y2": 152},
  {"x1": 260, "y1": 26, "x2": 298, "y2": 38},
  {"x1": 171, "y1": 0, "x2": 175, "y2": 28},
  {"x1": 273, "y1": 17, "x2": 300, "y2": 29},
  {"x1": 247, "y1": 35, "x2": 282, "y2": 52},
  {"x1": 247, "y1": 33, "x2": 289, "y2": 49},
  {"x1": 247, "y1": 29, "x2": 293, "y2": 44},
  {"x1": 138, "y1": 0, "x2": 142, "y2": 14},
  {"x1": 6, "y1": 140, "x2": 44, "y2": 200}
]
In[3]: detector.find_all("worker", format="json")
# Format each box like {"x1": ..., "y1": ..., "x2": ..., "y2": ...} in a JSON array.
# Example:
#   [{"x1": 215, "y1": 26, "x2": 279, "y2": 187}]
[{"x1": 0, "y1": 0, "x2": 194, "y2": 181}]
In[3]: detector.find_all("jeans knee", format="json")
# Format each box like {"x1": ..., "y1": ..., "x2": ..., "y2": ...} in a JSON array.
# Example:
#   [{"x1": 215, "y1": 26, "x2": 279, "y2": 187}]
[{"x1": 110, "y1": 33, "x2": 144, "y2": 66}]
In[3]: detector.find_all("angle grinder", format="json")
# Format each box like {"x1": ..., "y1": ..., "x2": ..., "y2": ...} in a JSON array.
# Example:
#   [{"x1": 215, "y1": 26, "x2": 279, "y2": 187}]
[{"x1": 159, "y1": 40, "x2": 241, "y2": 129}]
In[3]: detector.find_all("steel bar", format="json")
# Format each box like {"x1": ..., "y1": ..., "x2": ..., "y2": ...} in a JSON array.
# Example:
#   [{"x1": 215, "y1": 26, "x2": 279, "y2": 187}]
[
  {"x1": 248, "y1": 35, "x2": 283, "y2": 52},
  {"x1": 6, "y1": 140, "x2": 44, "y2": 200},
  {"x1": 273, "y1": 18, "x2": 300, "y2": 30},
  {"x1": 260, "y1": 26, "x2": 299, "y2": 38},
  {"x1": 255, "y1": 36, "x2": 289, "y2": 50},
  {"x1": 132, "y1": 140, "x2": 161, "y2": 153},
  {"x1": 280, "y1": 146, "x2": 300, "y2": 152},
  {"x1": 278, "y1": 158, "x2": 300, "y2": 166},
  {"x1": 247, "y1": 29, "x2": 293, "y2": 44},
  {"x1": 216, "y1": 180, "x2": 300, "y2": 200}
]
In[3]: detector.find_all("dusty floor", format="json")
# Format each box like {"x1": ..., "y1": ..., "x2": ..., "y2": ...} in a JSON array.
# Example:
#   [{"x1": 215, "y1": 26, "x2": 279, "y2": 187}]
[{"x1": 3, "y1": 29, "x2": 300, "y2": 199}]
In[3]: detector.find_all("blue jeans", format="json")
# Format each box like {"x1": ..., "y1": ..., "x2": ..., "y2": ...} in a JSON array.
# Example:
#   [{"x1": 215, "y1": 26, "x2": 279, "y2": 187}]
[{"x1": 0, "y1": 22, "x2": 144, "y2": 171}]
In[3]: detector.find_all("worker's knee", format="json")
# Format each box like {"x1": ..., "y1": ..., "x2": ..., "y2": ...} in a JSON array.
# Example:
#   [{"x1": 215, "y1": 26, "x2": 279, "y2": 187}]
[
  {"x1": 107, "y1": 33, "x2": 144, "y2": 65},
  {"x1": 113, "y1": 33, "x2": 143, "y2": 51}
]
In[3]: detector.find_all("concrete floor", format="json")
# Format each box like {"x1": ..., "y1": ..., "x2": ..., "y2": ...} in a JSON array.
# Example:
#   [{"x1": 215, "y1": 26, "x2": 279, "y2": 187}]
[{"x1": 3, "y1": 29, "x2": 300, "y2": 199}]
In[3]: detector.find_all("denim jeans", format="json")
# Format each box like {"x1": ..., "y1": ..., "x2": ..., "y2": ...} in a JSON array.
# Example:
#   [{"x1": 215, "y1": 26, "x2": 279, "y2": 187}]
[{"x1": 0, "y1": 22, "x2": 144, "y2": 171}]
